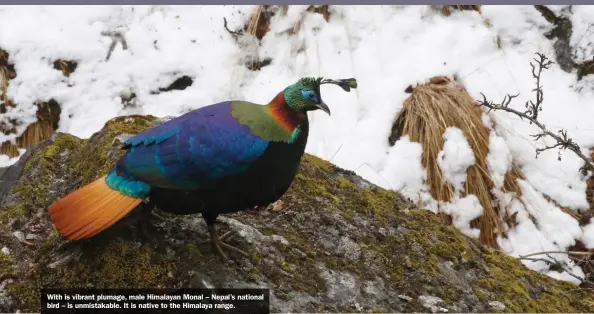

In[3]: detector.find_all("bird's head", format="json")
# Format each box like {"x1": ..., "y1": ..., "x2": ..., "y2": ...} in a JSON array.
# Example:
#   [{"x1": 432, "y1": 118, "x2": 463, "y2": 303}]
[{"x1": 283, "y1": 77, "x2": 358, "y2": 116}]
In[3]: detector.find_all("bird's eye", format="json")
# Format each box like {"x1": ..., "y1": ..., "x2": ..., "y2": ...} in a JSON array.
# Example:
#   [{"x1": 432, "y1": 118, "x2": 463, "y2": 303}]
[{"x1": 301, "y1": 90, "x2": 318, "y2": 102}]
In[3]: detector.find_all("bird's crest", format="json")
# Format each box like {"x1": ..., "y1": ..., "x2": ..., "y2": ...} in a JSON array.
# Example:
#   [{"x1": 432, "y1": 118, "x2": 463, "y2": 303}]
[{"x1": 298, "y1": 77, "x2": 358, "y2": 92}]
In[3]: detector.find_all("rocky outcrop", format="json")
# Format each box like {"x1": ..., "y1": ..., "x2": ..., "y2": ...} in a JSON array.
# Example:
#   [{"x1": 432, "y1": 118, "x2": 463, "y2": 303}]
[{"x1": 0, "y1": 115, "x2": 592, "y2": 313}]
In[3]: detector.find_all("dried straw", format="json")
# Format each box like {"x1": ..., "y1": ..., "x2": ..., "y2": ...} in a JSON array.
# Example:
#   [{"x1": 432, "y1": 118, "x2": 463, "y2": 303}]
[
  {"x1": 433, "y1": 5, "x2": 481, "y2": 16},
  {"x1": 390, "y1": 76, "x2": 525, "y2": 248}
]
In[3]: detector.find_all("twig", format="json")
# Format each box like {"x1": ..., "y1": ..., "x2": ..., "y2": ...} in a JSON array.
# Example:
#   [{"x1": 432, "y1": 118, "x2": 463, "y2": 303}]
[
  {"x1": 353, "y1": 162, "x2": 394, "y2": 190},
  {"x1": 328, "y1": 143, "x2": 343, "y2": 163},
  {"x1": 18, "y1": 239, "x2": 35, "y2": 247},
  {"x1": 546, "y1": 253, "x2": 586, "y2": 283},
  {"x1": 223, "y1": 17, "x2": 244, "y2": 37},
  {"x1": 519, "y1": 252, "x2": 586, "y2": 283},
  {"x1": 519, "y1": 250, "x2": 593, "y2": 259},
  {"x1": 477, "y1": 52, "x2": 594, "y2": 175}
]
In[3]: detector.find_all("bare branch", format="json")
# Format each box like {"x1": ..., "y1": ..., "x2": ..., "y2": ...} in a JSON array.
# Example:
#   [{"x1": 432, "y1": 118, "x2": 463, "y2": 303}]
[
  {"x1": 518, "y1": 251, "x2": 588, "y2": 283},
  {"x1": 476, "y1": 52, "x2": 594, "y2": 175},
  {"x1": 519, "y1": 250, "x2": 592, "y2": 259},
  {"x1": 223, "y1": 17, "x2": 244, "y2": 37}
]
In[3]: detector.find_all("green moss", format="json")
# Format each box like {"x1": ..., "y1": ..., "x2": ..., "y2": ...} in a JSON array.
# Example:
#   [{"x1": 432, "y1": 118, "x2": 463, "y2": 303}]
[
  {"x1": 288, "y1": 257, "x2": 327, "y2": 297},
  {"x1": 280, "y1": 261, "x2": 295, "y2": 272},
  {"x1": 0, "y1": 205, "x2": 26, "y2": 224},
  {"x1": 43, "y1": 134, "x2": 79, "y2": 161},
  {"x1": 12, "y1": 133, "x2": 85, "y2": 219},
  {"x1": 473, "y1": 287, "x2": 487, "y2": 300},
  {"x1": 293, "y1": 173, "x2": 340, "y2": 203},
  {"x1": 275, "y1": 291, "x2": 290, "y2": 301},
  {"x1": 361, "y1": 187, "x2": 399, "y2": 215},
  {"x1": 252, "y1": 252, "x2": 263, "y2": 265},
  {"x1": 245, "y1": 266, "x2": 261, "y2": 281},
  {"x1": 186, "y1": 243, "x2": 203, "y2": 262},
  {"x1": 305, "y1": 154, "x2": 335, "y2": 173},
  {"x1": 469, "y1": 249, "x2": 591, "y2": 312},
  {"x1": 436, "y1": 287, "x2": 461, "y2": 305},
  {"x1": 7, "y1": 281, "x2": 39, "y2": 311},
  {"x1": 9, "y1": 116, "x2": 159, "y2": 229},
  {"x1": 4, "y1": 116, "x2": 594, "y2": 313},
  {"x1": 38, "y1": 238, "x2": 173, "y2": 289},
  {"x1": 0, "y1": 252, "x2": 14, "y2": 279},
  {"x1": 324, "y1": 255, "x2": 363, "y2": 277},
  {"x1": 73, "y1": 115, "x2": 157, "y2": 186}
]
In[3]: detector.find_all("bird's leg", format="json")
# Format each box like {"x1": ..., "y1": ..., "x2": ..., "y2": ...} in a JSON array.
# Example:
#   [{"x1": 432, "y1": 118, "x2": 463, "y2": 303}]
[
  {"x1": 203, "y1": 214, "x2": 249, "y2": 261},
  {"x1": 138, "y1": 204, "x2": 163, "y2": 240},
  {"x1": 199, "y1": 230, "x2": 233, "y2": 244}
]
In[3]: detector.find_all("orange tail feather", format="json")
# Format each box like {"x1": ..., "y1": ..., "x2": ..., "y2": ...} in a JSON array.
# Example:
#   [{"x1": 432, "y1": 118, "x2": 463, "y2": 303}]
[{"x1": 48, "y1": 175, "x2": 143, "y2": 240}]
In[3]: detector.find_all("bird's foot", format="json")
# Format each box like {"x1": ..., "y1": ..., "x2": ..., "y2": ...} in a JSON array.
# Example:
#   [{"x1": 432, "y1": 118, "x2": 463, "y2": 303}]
[
  {"x1": 199, "y1": 230, "x2": 233, "y2": 244},
  {"x1": 207, "y1": 225, "x2": 249, "y2": 262}
]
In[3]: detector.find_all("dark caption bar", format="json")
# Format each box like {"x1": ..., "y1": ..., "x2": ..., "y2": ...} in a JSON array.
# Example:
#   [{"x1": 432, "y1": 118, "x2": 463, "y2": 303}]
[{"x1": 40, "y1": 288, "x2": 269, "y2": 313}]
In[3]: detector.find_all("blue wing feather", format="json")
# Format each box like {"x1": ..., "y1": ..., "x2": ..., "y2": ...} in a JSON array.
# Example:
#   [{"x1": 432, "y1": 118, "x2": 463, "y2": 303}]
[{"x1": 113, "y1": 101, "x2": 270, "y2": 190}]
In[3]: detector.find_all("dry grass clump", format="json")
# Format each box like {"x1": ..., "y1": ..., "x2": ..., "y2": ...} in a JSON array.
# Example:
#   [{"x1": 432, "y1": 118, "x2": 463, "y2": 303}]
[
  {"x1": 432, "y1": 5, "x2": 481, "y2": 16},
  {"x1": 586, "y1": 152, "x2": 594, "y2": 211},
  {"x1": 390, "y1": 75, "x2": 582, "y2": 247},
  {"x1": 287, "y1": 5, "x2": 330, "y2": 35},
  {"x1": 0, "y1": 100, "x2": 62, "y2": 158},
  {"x1": 389, "y1": 75, "x2": 527, "y2": 248},
  {"x1": 430, "y1": 5, "x2": 496, "y2": 41},
  {"x1": 237, "y1": 5, "x2": 330, "y2": 71},
  {"x1": 0, "y1": 141, "x2": 19, "y2": 158},
  {"x1": 245, "y1": 5, "x2": 331, "y2": 40},
  {"x1": 0, "y1": 48, "x2": 71, "y2": 159},
  {"x1": 17, "y1": 100, "x2": 61, "y2": 147},
  {"x1": 245, "y1": 5, "x2": 276, "y2": 41},
  {"x1": 0, "y1": 49, "x2": 16, "y2": 115},
  {"x1": 0, "y1": 48, "x2": 18, "y2": 158}
]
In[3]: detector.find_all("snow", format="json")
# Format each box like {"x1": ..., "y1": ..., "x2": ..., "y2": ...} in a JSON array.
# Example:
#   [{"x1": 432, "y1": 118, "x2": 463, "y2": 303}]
[
  {"x1": 1, "y1": 5, "x2": 594, "y2": 284},
  {"x1": 437, "y1": 127, "x2": 476, "y2": 193},
  {"x1": 0, "y1": 148, "x2": 25, "y2": 167},
  {"x1": 441, "y1": 195, "x2": 483, "y2": 239},
  {"x1": 486, "y1": 129, "x2": 513, "y2": 189},
  {"x1": 568, "y1": 6, "x2": 594, "y2": 64},
  {"x1": 381, "y1": 136, "x2": 427, "y2": 201},
  {"x1": 582, "y1": 218, "x2": 594, "y2": 249}
]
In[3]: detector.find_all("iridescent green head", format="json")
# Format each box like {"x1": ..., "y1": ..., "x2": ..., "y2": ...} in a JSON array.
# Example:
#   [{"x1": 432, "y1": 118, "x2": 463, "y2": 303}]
[{"x1": 283, "y1": 77, "x2": 358, "y2": 115}]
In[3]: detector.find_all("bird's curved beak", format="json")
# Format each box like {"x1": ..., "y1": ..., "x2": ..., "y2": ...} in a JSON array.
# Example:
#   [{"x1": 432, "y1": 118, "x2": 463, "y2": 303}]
[{"x1": 315, "y1": 101, "x2": 331, "y2": 115}]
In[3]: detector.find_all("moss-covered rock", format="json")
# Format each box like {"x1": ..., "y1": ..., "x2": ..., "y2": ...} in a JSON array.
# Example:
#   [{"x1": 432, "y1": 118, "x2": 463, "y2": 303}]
[{"x1": 0, "y1": 115, "x2": 593, "y2": 313}]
